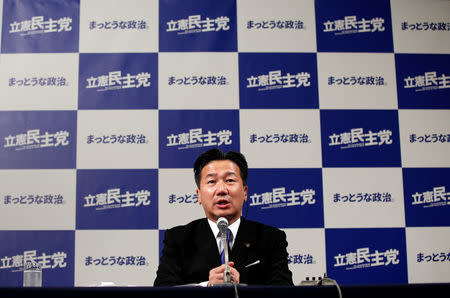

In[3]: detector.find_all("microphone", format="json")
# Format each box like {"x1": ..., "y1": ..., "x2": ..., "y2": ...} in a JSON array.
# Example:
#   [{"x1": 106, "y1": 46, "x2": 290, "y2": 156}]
[
  {"x1": 216, "y1": 217, "x2": 232, "y2": 284},
  {"x1": 217, "y1": 217, "x2": 228, "y2": 236}
]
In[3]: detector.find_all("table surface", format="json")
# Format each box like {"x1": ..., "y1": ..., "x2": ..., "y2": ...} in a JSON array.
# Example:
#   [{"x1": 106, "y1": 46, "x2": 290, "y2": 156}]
[{"x1": 1, "y1": 283, "x2": 449, "y2": 298}]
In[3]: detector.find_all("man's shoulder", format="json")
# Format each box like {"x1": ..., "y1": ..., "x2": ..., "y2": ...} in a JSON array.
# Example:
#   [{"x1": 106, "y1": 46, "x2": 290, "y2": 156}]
[
  {"x1": 241, "y1": 218, "x2": 284, "y2": 236},
  {"x1": 166, "y1": 218, "x2": 208, "y2": 235}
]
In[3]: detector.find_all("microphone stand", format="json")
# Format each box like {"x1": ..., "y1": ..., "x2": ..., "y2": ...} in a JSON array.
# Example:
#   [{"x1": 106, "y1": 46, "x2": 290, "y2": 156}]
[
  {"x1": 221, "y1": 232, "x2": 232, "y2": 284},
  {"x1": 213, "y1": 221, "x2": 241, "y2": 298},
  {"x1": 213, "y1": 230, "x2": 233, "y2": 287}
]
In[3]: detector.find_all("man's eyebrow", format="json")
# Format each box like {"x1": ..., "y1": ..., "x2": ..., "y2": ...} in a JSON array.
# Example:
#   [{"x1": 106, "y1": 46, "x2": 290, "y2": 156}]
[
  {"x1": 204, "y1": 171, "x2": 237, "y2": 178},
  {"x1": 224, "y1": 171, "x2": 238, "y2": 176}
]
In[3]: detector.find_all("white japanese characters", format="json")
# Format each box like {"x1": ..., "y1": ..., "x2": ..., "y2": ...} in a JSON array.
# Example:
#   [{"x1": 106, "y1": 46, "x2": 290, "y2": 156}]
[
  {"x1": 0, "y1": 250, "x2": 67, "y2": 270},
  {"x1": 329, "y1": 128, "x2": 393, "y2": 148},
  {"x1": 323, "y1": 16, "x2": 385, "y2": 34},
  {"x1": 247, "y1": 70, "x2": 311, "y2": 90},
  {"x1": 249, "y1": 187, "x2": 316, "y2": 209},
  {"x1": 411, "y1": 186, "x2": 449, "y2": 208},
  {"x1": 166, "y1": 14, "x2": 230, "y2": 34},
  {"x1": 9, "y1": 16, "x2": 72, "y2": 34},
  {"x1": 166, "y1": 128, "x2": 232, "y2": 149},
  {"x1": 403, "y1": 71, "x2": 450, "y2": 91},
  {"x1": 86, "y1": 71, "x2": 151, "y2": 91},
  {"x1": 83, "y1": 188, "x2": 151, "y2": 210},
  {"x1": 4, "y1": 129, "x2": 69, "y2": 150},
  {"x1": 334, "y1": 247, "x2": 399, "y2": 269}
]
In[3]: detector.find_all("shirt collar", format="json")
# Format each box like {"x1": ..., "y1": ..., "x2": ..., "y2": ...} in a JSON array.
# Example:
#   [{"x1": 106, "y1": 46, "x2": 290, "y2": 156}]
[{"x1": 208, "y1": 217, "x2": 241, "y2": 239}]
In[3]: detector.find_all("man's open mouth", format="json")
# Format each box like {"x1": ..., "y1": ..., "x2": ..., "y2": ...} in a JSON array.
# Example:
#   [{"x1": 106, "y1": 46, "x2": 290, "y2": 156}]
[{"x1": 216, "y1": 199, "x2": 230, "y2": 208}]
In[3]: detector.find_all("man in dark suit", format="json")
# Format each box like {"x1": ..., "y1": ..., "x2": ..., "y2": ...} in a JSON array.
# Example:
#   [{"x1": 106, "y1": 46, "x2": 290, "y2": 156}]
[{"x1": 154, "y1": 149, "x2": 293, "y2": 286}]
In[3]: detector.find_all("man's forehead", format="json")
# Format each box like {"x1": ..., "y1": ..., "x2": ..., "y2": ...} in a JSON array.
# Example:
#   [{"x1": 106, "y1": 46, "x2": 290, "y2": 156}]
[{"x1": 201, "y1": 160, "x2": 241, "y2": 176}]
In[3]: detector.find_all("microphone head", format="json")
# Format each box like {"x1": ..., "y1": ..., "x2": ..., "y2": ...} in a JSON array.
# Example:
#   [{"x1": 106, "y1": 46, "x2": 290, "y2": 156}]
[{"x1": 217, "y1": 217, "x2": 228, "y2": 234}]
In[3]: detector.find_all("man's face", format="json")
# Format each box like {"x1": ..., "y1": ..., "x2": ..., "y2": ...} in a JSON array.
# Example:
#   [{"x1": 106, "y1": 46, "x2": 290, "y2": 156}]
[{"x1": 197, "y1": 160, "x2": 248, "y2": 224}]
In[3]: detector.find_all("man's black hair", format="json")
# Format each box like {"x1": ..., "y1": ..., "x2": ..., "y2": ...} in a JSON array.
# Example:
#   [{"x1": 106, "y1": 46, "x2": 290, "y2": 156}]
[{"x1": 194, "y1": 148, "x2": 248, "y2": 188}]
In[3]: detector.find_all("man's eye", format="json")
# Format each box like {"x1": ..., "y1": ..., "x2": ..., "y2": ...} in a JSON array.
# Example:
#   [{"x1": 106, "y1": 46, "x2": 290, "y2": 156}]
[
  {"x1": 207, "y1": 180, "x2": 215, "y2": 184},
  {"x1": 226, "y1": 179, "x2": 235, "y2": 183}
]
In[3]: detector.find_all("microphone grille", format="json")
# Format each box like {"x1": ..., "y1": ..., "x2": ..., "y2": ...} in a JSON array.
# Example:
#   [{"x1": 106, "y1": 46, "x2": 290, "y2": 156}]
[{"x1": 217, "y1": 217, "x2": 228, "y2": 232}]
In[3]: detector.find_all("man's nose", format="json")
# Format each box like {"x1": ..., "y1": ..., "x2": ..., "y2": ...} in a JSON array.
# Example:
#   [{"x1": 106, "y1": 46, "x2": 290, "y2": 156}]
[{"x1": 216, "y1": 180, "x2": 228, "y2": 195}]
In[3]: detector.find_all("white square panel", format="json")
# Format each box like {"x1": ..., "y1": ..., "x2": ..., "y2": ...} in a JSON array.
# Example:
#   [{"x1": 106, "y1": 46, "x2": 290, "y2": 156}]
[
  {"x1": 240, "y1": 109, "x2": 322, "y2": 168},
  {"x1": 0, "y1": 170, "x2": 75, "y2": 230},
  {"x1": 391, "y1": 0, "x2": 450, "y2": 53},
  {"x1": 158, "y1": 169, "x2": 205, "y2": 229},
  {"x1": 283, "y1": 228, "x2": 326, "y2": 285},
  {"x1": 77, "y1": 110, "x2": 158, "y2": 169},
  {"x1": 75, "y1": 230, "x2": 159, "y2": 286},
  {"x1": 0, "y1": 54, "x2": 78, "y2": 110},
  {"x1": 323, "y1": 168, "x2": 405, "y2": 228},
  {"x1": 399, "y1": 110, "x2": 450, "y2": 167},
  {"x1": 237, "y1": 0, "x2": 316, "y2": 52},
  {"x1": 79, "y1": 0, "x2": 158, "y2": 52},
  {"x1": 317, "y1": 53, "x2": 397, "y2": 109},
  {"x1": 406, "y1": 227, "x2": 450, "y2": 283},
  {"x1": 159, "y1": 52, "x2": 239, "y2": 109}
]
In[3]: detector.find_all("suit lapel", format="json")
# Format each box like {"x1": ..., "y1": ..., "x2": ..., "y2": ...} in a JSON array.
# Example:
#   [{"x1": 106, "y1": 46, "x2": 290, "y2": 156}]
[
  {"x1": 230, "y1": 218, "x2": 256, "y2": 269},
  {"x1": 192, "y1": 218, "x2": 258, "y2": 275},
  {"x1": 195, "y1": 219, "x2": 222, "y2": 269}
]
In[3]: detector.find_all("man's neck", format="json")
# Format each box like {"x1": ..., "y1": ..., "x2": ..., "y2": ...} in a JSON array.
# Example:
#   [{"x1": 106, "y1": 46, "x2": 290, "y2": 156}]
[
  {"x1": 210, "y1": 216, "x2": 240, "y2": 225},
  {"x1": 207, "y1": 217, "x2": 241, "y2": 242}
]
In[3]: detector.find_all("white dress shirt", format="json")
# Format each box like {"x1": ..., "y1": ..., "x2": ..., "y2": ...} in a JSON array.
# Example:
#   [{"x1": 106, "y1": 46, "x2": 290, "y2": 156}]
[
  {"x1": 207, "y1": 217, "x2": 240, "y2": 252},
  {"x1": 198, "y1": 218, "x2": 241, "y2": 287}
]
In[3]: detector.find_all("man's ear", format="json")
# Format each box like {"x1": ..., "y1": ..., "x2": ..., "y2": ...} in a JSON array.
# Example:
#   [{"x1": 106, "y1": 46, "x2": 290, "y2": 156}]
[
  {"x1": 196, "y1": 188, "x2": 202, "y2": 205},
  {"x1": 243, "y1": 185, "x2": 248, "y2": 202}
]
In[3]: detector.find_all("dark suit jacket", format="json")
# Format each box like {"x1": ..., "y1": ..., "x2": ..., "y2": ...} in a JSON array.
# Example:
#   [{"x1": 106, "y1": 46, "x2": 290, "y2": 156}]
[{"x1": 154, "y1": 217, "x2": 293, "y2": 286}]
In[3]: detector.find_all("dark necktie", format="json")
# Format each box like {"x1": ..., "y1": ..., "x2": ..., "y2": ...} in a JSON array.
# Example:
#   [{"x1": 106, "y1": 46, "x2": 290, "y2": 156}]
[{"x1": 219, "y1": 228, "x2": 232, "y2": 264}]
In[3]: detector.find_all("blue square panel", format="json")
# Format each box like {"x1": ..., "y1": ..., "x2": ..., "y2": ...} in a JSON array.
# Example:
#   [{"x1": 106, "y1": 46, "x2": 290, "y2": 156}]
[
  {"x1": 245, "y1": 168, "x2": 323, "y2": 229},
  {"x1": 315, "y1": 0, "x2": 393, "y2": 52},
  {"x1": 326, "y1": 228, "x2": 407, "y2": 285},
  {"x1": 320, "y1": 110, "x2": 401, "y2": 167},
  {"x1": 159, "y1": 0, "x2": 237, "y2": 52},
  {"x1": 78, "y1": 53, "x2": 158, "y2": 110},
  {"x1": 159, "y1": 110, "x2": 240, "y2": 168},
  {"x1": 0, "y1": 231, "x2": 74, "y2": 287},
  {"x1": 76, "y1": 169, "x2": 158, "y2": 229},
  {"x1": 0, "y1": 111, "x2": 76, "y2": 169},
  {"x1": 239, "y1": 53, "x2": 318, "y2": 109},
  {"x1": 1, "y1": 0, "x2": 79, "y2": 53},
  {"x1": 396, "y1": 54, "x2": 450, "y2": 109},
  {"x1": 403, "y1": 168, "x2": 450, "y2": 227}
]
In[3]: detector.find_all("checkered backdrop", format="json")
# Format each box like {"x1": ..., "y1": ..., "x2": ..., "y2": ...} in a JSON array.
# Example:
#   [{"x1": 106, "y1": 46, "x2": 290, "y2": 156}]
[{"x1": 0, "y1": 0, "x2": 449, "y2": 287}]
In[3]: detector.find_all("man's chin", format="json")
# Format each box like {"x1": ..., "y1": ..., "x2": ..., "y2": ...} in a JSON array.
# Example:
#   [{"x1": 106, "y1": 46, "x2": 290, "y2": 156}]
[
  {"x1": 215, "y1": 212, "x2": 231, "y2": 218},
  {"x1": 212, "y1": 212, "x2": 238, "y2": 222}
]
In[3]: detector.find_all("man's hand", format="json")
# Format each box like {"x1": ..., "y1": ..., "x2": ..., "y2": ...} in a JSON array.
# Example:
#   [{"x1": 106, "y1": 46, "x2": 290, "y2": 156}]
[{"x1": 207, "y1": 262, "x2": 240, "y2": 286}]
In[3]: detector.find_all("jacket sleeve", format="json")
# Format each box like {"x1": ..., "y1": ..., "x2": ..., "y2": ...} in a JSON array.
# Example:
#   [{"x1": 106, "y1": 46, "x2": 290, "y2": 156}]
[
  {"x1": 265, "y1": 229, "x2": 294, "y2": 286},
  {"x1": 153, "y1": 228, "x2": 184, "y2": 286}
]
